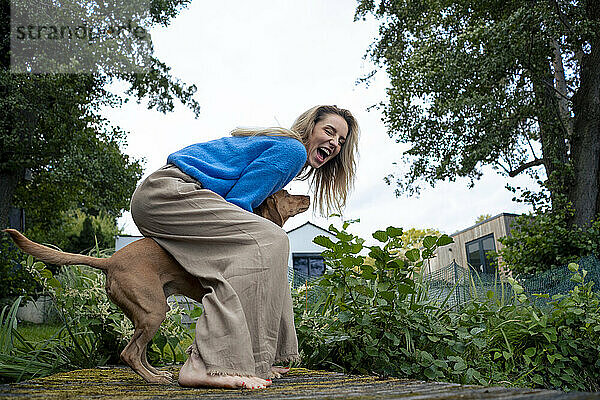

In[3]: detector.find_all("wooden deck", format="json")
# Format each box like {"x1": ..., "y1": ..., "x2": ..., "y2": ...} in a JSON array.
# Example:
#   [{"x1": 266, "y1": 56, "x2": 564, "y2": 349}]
[{"x1": 0, "y1": 367, "x2": 598, "y2": 399}]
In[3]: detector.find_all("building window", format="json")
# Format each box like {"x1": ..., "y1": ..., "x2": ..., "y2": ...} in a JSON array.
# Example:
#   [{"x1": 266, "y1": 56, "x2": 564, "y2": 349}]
[
  {"x1": 292, "y1": 253, "x2": 325, "y2": 285},
  {"x1": 465, "y1": 234, "x2": 496, "y2": 274}
]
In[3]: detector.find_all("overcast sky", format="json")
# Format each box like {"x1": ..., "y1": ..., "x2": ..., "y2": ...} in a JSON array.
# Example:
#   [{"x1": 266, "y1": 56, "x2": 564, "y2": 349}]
[{"x1": 104, "y1": 0, "x2": 539, "y2": 245}]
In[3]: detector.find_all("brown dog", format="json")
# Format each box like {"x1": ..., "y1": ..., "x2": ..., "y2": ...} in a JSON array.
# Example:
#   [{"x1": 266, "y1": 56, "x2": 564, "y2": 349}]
[{"x1": 4, "y1": 189, "x2": 309, "y2": 384}]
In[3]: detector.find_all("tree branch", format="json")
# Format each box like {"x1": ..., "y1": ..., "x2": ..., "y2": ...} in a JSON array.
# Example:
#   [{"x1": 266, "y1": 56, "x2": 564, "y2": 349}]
[
  {"x1": 497, "y1": 161, "x2": 512, "y2": 175},
  {"x1": 549, "y1": 0, "x2": 585, "y2": 66},
  {"x1": 508, "y1": 159, "x2": 545, "y2": 177},
  {"x1": 525, "y1": 134, "x2": 538, "y2": 160},
  {"x1": 551, "y1": 39, "x2": 574, "y2": 138}
]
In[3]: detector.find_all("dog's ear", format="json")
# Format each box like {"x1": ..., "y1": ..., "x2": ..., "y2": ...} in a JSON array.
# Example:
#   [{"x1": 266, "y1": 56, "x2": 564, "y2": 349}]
[
  {"x1": 265, "y1": 197, "x2": 284, "y2": 227},
  {"x1": 255, "y1": 196, "x2": 284, "y2": 227}
]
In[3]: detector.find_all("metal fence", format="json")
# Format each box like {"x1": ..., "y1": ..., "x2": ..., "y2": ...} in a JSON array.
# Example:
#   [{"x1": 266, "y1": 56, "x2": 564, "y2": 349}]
[
  {"x1": 423, "y1": 254, "x2": 600, "y2": 309},
  {"x1": 290, "y1": 254, "x2": 600, "y2": 311}
]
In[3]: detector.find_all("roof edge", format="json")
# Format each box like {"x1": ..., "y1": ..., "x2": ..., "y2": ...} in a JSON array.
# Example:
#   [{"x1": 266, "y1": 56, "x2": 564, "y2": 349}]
[
  {"x1": 286, "y1": 221, "x2": 334, "y2": 236},
  {"x1": 451, "y1": 212, "x2": 520, "y2": 237}
]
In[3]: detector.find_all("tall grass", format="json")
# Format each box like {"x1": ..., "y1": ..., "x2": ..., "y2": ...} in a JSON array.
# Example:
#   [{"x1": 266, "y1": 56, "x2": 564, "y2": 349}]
[{"x1": 0, "y1": 297, "x2": 69, "y2": 382}]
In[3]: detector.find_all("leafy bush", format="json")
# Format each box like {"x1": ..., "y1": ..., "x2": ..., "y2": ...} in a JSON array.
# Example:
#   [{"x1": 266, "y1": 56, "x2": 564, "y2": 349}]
[
  {"x1": 25, "y1": 210, "x2": 120, "y2": 255},
  {"x1": 0, "y1": 235, "x2": 38, "y2": 302},
  {"x1": 294, "y1": 219, "x2": 600, "y2": 391},
  {"x1": 499, "y1": 207, "x2": 600, "y2": 275}
]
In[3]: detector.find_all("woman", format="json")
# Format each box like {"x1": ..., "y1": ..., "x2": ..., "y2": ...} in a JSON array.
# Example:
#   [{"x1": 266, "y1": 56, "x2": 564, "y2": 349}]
[{"x1": 130, "y1": 105, "x2": 359, "y2": 389}]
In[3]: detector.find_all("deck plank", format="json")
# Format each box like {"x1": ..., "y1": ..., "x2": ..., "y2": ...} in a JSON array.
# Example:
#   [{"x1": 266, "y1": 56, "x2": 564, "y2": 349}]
[{"x1": 0, "y1": 367, "x2": 598, "y2": 399}]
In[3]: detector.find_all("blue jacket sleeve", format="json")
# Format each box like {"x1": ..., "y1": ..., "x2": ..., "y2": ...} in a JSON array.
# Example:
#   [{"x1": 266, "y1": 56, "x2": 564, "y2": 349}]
[{"x1": 225, "y1": 140, "x2": 307, "y2": 212}]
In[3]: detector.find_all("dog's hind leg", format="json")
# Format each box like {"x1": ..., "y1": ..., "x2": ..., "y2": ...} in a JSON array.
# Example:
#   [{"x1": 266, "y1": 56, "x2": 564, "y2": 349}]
[
  {"x1": 107, "y1": 276, "x2": 172, "y2": 384},
  {"x1": 120, "y1": 310, "x2": 171, "y2": 384},
  {"x1": 142, "y1": 346, "x2": 173, "y2": 379}
]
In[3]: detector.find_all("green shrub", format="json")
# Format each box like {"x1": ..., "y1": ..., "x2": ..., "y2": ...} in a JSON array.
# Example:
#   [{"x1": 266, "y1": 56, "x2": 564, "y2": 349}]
[
  {"x1": 25, "y1": 210, "x2": 120, "y2": 255},
  {"x1": 499, "y1": 207, "x2": 600, "y2": 275},
  {"x1": 0, "y1": 235, "x2": 38, "y2": 302},
  {"x1": 294, "y1": 219, "x2": 600, "y2": 391}
]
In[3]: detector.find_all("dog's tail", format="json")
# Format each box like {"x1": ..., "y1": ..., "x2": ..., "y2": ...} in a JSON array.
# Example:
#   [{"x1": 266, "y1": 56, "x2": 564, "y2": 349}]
[{"x1": 3, "y1": 229, "x2": 109, "y2": 271}]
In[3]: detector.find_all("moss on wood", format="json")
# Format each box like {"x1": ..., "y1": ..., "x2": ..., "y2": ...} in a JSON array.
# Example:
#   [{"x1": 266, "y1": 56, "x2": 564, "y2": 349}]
[{"x1": 0, "y1": 367, "x2": 596, "y2": 399}]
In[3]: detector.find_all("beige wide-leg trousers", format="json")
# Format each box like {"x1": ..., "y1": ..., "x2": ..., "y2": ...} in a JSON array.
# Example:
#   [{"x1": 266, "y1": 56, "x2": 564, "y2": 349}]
[{"x1": 130, "y1": 164, "x2": 299, "y2": 379}]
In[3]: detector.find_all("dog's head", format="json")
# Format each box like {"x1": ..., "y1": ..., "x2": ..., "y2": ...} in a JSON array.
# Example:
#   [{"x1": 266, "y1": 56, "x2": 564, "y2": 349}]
[{"x1": 254, "y1": 189, "x2": 310, "y2": 227}]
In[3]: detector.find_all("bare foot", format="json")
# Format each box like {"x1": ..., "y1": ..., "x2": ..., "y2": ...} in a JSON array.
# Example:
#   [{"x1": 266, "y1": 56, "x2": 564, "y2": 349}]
[
  {"x1": 178, "y1": 352, "x2": 271, "y2": 389},
  {"x1": 179, "y1": 373, "x2": 270, "y2": 389},
  {"x1": 270, "y1": 366, "x2": 290, "y2": 378}
]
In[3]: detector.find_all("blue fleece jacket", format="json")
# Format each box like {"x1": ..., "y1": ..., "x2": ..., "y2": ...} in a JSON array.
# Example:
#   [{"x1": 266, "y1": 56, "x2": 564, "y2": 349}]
[{"x1": 167, "y1": 135, "x2": 308, "y2": 212}]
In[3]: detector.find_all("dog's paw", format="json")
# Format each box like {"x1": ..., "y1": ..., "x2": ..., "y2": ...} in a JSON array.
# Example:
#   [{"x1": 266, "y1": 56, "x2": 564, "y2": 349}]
[
  {"x1": 150, "y1": 375, "x2": 174, "y2": 385},
  {"x1": 156, "y1": 370, "x2": 174, "y2": 380}
]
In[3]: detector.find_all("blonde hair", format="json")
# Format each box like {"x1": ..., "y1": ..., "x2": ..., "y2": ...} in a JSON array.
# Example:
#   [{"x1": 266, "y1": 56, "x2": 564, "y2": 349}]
[{"x1": 231, "y1": 105, "x2": 359, "y2": 216}]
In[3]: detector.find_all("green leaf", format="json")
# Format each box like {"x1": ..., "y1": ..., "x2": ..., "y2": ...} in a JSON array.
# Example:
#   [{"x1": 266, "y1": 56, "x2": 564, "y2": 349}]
[
  {"x1": 384, "y1": 331, "x2": 400, "y2": 345},
  {"x1": 423, "y1": 236, "x2": 437, "y2": 249},
  {"x1": 465, "y1": 367, "x2": 480, "y2": 383},
  {"x1": 532, "y1": 374, "x2": 544, "y2": 386},
  {"x1": 313, "y1": 235, "x2": 335, "y2": 249},
  {"x1": 420, "y1": 350, "x2": 434, "y2": 364},
  {"x1": 470, "y1": 327, "x2": 485, "y2": 336},
  {"x1": 33, "y1": 262, "x2": 46, "y2": 272},
  {"x1": 189, "y1": 307, "x2": 203, "y2": 319},
  {"x1": 40, "y1": 269, "x2": 53, "y2": 279},
  {"x1": 385, "y1": 227, "x2": 403, "y2": 237},
  {"x1": 570, "y1": 274, "x2": 583, "y2": 284},
  {"x1": 396, "y1": 283, "x2": 415, "y2": 294},
  {"x1": 365, "y1": 346, "x2": 379, "y2": 356},
  {"x1": 405, "y1": 248, "x2": 420, "y2": 262},
  {"x1": 453, "y1": 358, "x2": 467, "y2": 372},
  {"x1": 360, "y1": 265, "x2": 376, "y2": 279},
  {"x1": 349, "y1": 243, "x2": 363, "y2": 254},
  {"x1": 567, "y1": 263, "x2": 579, "y2": 272},
  {"x1": 338, "y1": 311, "x2": 352, "y2": 323},
  {"x1": 369, "y1": 246, "x2": 387, "y2": 262},
  {"x1": 424, "y1": 367, "x2": 437, "y2": 380},
  {"x1": 153, "y1": 334, "x2": 167, "y2": 350},
  {"x1": 387, "y1": 259, "x2": 405, "y2": 269},
  {"x1": 524, "y1": 347, "x2": 536, "y2": 357},
  {"x1": 427, "y1": 335, "x2": 440, "y2": 342},
  {"x1": 48, "y1": 278, "x2": 62, "y2": 289},
  {"x1": 167, "y1": 336, "x2": 179, "y2": 348},
  {"x1": 436, "y1": 235, "x2": 454, "y2": 246},
  {"x1": 373, "y1": 230, "x2": 388, "y2": 242}
]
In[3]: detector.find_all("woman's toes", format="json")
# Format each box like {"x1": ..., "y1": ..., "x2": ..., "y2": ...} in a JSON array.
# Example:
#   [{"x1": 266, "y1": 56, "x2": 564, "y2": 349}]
[
  {"x1": 272, "y1": 366, "x2": 290, "y2": 374},
  {"x1": 242, "y1": 377, "x2": 270, "y2": 389}
]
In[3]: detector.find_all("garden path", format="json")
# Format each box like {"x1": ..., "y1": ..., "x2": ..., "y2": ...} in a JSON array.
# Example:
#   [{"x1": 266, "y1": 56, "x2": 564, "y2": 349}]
[{"x1": 0, "y1": 367, "x2": 598, "y2": 399}]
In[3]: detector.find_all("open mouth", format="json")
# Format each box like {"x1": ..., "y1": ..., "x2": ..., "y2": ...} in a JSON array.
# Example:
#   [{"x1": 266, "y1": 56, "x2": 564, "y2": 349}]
[{"x1": 316, "y1": 147, "x2": 330, "y2": 163}]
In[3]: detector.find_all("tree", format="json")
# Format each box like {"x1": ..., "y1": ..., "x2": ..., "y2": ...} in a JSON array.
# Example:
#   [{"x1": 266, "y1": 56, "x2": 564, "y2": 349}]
[
  {"x1": 400, "y1": 227, "x2": 442, "y2": 249},
  {"x1": 475, "y1": 214, "x2": 492, "y2": 224},
  {"x1": 0, "y1": 0, "x2": 201, "y2": 230},
  {"x1": 356, "y1": 0, "x2": 600, "y2": 228}
]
